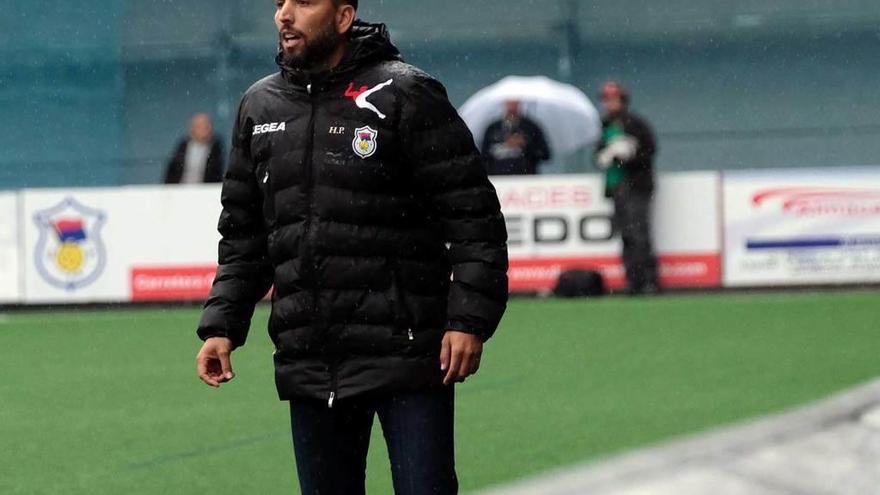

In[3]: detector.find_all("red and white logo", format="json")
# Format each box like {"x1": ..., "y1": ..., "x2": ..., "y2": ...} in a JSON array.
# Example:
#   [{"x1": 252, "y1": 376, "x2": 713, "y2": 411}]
[
  {"x1": 344, "y1": 79, "x2": 393, "y2": 120},
  {"x1": 751, "y1": 187, "x2": 880, "y2": 217}
]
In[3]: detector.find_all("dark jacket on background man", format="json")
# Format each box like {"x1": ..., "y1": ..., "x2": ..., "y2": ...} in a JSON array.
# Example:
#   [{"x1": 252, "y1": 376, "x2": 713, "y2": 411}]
[
  {"x1": 597, "y1": 112, "x2": 656, "y2": 197},
  {"x1": 197, "y1": 22, "x2": 509, "y2": 404},
  {"x1": 164, "y1": 137, "x2": 225, "y2": 184},
  {"x1": 596, "y1": 109, "x2": 659, "y2": 293},
  {"x1": 481, "y1": 117, "x2": 551, "y2": 175}
]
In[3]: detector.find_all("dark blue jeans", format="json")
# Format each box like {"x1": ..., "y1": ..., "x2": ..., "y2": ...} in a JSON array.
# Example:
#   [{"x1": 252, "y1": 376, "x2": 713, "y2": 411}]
[{"x1": 289, "y1": 386, "x2": 458, "y2": 495}]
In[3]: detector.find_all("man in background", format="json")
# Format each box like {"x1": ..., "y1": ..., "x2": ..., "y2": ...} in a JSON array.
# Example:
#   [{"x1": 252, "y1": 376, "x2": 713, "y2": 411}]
[
  {"x1": 482, "y1": 100, "x2": 551, "y2": 175},
  {"x1": 595, "y1": 81, "x2": 659, "y2": 295},
  {"x1": 164, "y1": 113, "x2": 224, "y2": 184}
]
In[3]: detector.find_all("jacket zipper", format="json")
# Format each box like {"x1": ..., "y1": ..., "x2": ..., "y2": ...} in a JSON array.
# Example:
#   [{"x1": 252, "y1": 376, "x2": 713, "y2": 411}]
[
  {"x1": 259, "y1": 164, "x2": 276, "y2": 225},
  {"x1": 391, "y1": 265, "x2": 414, "y2": 339},
  {"x1": 302, "y1": 83, "x2": 318, "y2": 296},
  {"x1": 328, "y1": 360, "x2": 339, "y2": 408},
  {"x1": 302, "y1": 82, "x2": 317, "y2": 276},
  {"x1": 302, "y1": 82, "x2": 337, "y2": 409}
]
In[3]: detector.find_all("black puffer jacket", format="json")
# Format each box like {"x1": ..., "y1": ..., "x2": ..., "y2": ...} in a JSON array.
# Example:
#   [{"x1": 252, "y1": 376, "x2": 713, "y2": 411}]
[{"x1": 197, "y1": 22, "x2": 509, "y2": 404}]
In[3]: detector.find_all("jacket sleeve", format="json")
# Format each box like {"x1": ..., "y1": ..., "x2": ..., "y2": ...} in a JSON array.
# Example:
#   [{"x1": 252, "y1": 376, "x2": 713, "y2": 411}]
[
  {"x1": 624, "y1": 115, "x2": 657, "y2": 171},
  {"x1": 593, "y1": 122, "x2": 609, "y2": 170},
  {"x1": 400, "y1": 75, "x2": 509, "y2": 341},
  {"x1": 164, "y1": 141, "x2": 185, "y2": 184},
  {"x1": 197, "y1": 99, "x2": 274, "y2": 348},
  {"x1": 480, "y1": 123, "x2": 501, "y2": 175},
  {"x1": 528, "y1": 120, "x2": 552, "y2": 163},
  {"x1": 204, "y1": 138, "x2": 226, "y2": 183},
  {"x1": 480, "y1": 124, "x2": 494, "y2": 157}
]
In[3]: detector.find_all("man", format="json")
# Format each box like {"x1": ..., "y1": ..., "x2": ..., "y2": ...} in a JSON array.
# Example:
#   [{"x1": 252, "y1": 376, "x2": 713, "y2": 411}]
[
  {"x1": 594, "y1": 80, "x2": 659, "y2": 294},
  {"x1": 481, "y1": 100, "x2": 551, "y2": 175},
  {"x1": 194, "y1": 1, "x2": 509, "y2": 494},
  {"x1": 164, "y1": 113, "x2": 225, "y2": 184}
]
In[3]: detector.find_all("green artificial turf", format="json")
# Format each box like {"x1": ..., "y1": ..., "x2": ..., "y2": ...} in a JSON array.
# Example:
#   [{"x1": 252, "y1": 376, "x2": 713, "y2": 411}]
[{"x1": 1, "y1": 290, "x2": 878, "y2": 494}]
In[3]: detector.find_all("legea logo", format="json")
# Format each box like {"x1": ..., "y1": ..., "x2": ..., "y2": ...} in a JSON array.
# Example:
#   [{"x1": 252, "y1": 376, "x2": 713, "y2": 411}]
[
  {"x1": 751, "y1": 187, "x2": 880, "y2": 217},
  {"x1": 253, "y1": 122, "x2": 286, "y2": 135}
]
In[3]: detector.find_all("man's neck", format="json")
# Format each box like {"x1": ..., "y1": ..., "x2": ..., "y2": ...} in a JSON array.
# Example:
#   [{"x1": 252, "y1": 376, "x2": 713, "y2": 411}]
[{"x1": 306, "y1": 40, "x2": 350, "y2": 75}]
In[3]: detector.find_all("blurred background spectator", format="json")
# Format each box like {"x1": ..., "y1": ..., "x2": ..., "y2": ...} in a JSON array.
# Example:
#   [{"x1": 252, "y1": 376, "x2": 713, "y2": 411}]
[
  {"x1": 482, "y1": 100, "x2": 552, "y2": 175},
  {"x1": 595, "y1": 81, "x2": 658, "y2": 295},
  {"x1": 163, "y1": 113, "x2": 224, "y2": 185},
  {"x1": 461, "y1": 75, "x2": 600, "y2": 174}
]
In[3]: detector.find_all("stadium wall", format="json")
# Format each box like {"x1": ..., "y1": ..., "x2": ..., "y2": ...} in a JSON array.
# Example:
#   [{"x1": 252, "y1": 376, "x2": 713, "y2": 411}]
[
  {"x1": 2, "y1": 168, "x2": 879, "y2": 305},
  {"x1": 4, "y1": 1, "x2": 880, "y2": 190}
]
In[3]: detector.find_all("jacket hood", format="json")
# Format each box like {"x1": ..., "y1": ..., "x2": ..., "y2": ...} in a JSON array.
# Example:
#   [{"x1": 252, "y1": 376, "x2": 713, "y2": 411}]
[{"x1": 276, "y1": 20, "x2": 402, "y2": 87}]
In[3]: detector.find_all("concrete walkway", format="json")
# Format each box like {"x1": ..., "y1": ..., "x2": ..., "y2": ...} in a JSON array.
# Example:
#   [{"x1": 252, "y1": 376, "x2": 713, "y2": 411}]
[{"x1": 478, "y1": 379, "x2": 880, "y2": 495}]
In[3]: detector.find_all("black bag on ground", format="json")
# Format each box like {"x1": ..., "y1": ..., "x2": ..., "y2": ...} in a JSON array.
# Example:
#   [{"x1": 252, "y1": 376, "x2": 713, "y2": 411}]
[{"x1": 553, "y1": 270, "x2": 606, "y2": 298}]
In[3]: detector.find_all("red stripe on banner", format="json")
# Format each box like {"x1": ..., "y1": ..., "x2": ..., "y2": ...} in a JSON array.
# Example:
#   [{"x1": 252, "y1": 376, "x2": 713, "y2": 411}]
[
  {"x1": 508, "y1": 253, "x2": 721, "y2": 292},
  {"x1": 130, "y1": 266, "x2": 217, "y2": 301},
  {"x1": 130, "y1": 254, "x2": 720, "y2": 301}
]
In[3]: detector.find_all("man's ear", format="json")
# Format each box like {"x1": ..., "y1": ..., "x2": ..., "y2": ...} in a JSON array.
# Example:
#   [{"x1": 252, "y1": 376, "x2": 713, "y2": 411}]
[{"x1": 336, "y1": 5, "x2": 355, "y2": 35}]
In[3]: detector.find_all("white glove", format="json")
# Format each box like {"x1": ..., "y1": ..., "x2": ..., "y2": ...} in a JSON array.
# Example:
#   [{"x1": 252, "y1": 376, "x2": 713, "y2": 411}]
[
  {"x1": 596, "y1": 135, "x2": 638, "y2": 170},
  {"x1": 596, "y1": 146, "x2": 616, "y2": 170}
]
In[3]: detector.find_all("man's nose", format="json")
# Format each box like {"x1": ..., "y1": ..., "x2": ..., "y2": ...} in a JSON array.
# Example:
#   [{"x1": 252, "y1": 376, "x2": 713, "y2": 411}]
[{"x1": 277, "y1": 1, "x2": 295, "y2": 24}]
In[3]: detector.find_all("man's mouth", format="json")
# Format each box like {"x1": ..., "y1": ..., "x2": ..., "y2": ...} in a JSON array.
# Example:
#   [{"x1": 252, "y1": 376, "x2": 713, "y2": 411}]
[{"x1": 281, "y1": 30, "x2": 304, "y2": 50}]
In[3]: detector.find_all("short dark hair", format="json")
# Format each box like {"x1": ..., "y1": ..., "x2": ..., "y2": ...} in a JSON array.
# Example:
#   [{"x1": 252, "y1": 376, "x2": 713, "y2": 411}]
[{"x1": 334, "y1": 0, "x2": 358, "y2": 9}]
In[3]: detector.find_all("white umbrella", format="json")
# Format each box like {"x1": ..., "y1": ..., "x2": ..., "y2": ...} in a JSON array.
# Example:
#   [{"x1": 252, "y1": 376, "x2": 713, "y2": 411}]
[{"x1": 459, "y1": 76, "x2": 602, "y2": 156}]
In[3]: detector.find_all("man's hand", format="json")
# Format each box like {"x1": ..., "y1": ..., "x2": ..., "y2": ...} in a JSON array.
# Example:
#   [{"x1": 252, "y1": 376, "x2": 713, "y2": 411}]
[
  {"x1": 196, "y1": 337, "x2": 235, "y2": 388},
  {"x1": 505, "y1": 132, "x2": 526, "y2": 149},
  {"x1": 440, "y1": 331, "x2": 484, "y2": 385}
]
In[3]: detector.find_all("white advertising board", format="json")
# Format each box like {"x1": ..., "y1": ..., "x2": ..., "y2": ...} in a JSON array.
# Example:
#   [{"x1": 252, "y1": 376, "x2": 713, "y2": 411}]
[
  {"x1": 723, "y1": 167, "x2": 880, "y2": 287},
  {"x1": 21, "y1": 185, "x2": 222, "y2": 304},
  {"x1": 492, "y1": 172, "x2": 722, "y2": 292},
  {"x1": 13, "y1": 172, "x2": 723, "y2": 304},
  {"x1": 0, "y1": 192, "x2": 21, "y2": 303}
]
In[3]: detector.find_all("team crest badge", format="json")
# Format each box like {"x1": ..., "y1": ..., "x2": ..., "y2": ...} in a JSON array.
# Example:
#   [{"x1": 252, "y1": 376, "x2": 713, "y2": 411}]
[
  {"x1": 352, "y1": 126, "x2": 379, "y2": 159},
  {"x1": 33, "y1": 197, "x2": 107, "y2": 291}
]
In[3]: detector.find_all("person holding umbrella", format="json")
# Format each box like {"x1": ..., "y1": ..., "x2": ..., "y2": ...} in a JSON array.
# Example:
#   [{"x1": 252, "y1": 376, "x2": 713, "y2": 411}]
[
  {"x1": 460, "y1": 76, "x2": 602, "y2": 171},
  {"x1": 481, "y1": 99, "x2": 552, "y2": 175},
  {"x1": 595, "y1": 80, "x2": 660, "y2": 295}
]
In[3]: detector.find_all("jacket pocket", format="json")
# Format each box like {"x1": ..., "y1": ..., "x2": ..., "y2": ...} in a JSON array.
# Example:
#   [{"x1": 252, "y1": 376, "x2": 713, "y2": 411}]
[{"x1": 255, "y1": 162, "x2": 276, "y2": 226}]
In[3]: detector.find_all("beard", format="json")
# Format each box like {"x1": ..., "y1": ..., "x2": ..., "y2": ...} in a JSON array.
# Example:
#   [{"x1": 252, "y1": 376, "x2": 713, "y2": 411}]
[{"x1": 278, "y1": 23, "x2": 345, "y2": 72}]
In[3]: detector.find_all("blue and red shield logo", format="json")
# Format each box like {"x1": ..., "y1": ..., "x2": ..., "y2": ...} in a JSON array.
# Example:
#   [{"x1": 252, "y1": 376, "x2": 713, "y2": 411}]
[
  {"x1": 352, "y1": 126, "x2": 379, "y2": 159},
  {"x1": 33, "y1": 197, "x2": 107, "y2": 291}
]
